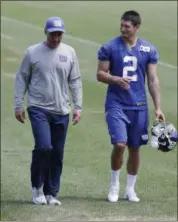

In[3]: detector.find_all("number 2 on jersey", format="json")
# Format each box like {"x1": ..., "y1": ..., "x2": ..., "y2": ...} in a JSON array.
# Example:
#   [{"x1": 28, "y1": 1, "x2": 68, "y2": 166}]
[{"x1": 123, "y1": 56, "x2": 138, "y2": 81}]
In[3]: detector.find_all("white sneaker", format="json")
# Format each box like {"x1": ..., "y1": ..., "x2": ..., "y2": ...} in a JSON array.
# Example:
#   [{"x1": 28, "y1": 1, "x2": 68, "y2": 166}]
[
  {"x1": 108, "y1": 183, "x2": 119, "y2": 202},
  {"x1": 124, "y1": 189, "x2": 140, "y2": 202},
  {"x1": 32, "y1": 186, "x2": 47, "y2": 205},
  {"x1": 45, "y1": 195, "x2": 62, "y2": 206}
]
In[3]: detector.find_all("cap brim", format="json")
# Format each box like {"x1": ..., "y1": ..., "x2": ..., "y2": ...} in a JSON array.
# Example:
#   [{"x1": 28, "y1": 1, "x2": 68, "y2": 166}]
[{"x1": 46, "y1": 28, "x2": 65, "y2": 33}]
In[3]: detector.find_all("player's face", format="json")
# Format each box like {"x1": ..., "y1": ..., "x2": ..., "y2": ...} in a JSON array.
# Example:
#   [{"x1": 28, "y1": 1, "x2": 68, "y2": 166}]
[
  {"x1": 120, "y1": 20, "x2": 139, "y2": 39},
  {"x1": 46, "y1": 31, "x2": 63, "y2": 48}
]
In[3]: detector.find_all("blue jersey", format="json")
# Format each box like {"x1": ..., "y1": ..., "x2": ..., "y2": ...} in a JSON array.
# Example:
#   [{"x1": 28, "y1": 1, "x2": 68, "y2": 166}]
[{"x1": 98, "y1": 36, "x2": 159, "y2": 110}]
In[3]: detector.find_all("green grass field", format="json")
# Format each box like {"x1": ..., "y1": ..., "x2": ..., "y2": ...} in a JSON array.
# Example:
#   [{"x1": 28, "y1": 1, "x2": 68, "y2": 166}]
[{"x1": 1, "y1": 1, "x2": 177, "y2": 221}]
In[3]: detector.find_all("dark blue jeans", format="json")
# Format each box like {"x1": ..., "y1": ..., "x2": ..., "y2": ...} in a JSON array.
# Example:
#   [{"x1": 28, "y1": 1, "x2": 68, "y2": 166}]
[{"x1": 27, "y1": 106, "x2": 69, "y2": 197}]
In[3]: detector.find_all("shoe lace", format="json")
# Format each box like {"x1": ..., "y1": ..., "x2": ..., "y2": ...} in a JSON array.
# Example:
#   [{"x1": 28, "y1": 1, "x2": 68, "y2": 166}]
[
  {"x1": 127, "y1": 190, "x2": 137, "y2": 198},
  {"x1": 36, "y1": 188, "x2": 44, "y2": 197},
  {"x1": 132, "y1": 192, "x2": 138, "y2": 198},
  {"x1": 110, "y1": 186, "x2": 119, "y2": 195}
]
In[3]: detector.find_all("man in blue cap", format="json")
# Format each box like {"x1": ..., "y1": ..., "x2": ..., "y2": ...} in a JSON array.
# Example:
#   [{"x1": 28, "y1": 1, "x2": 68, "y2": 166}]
[{"x1": 14, "y1": 17, "x2": 83, "y2": 205}]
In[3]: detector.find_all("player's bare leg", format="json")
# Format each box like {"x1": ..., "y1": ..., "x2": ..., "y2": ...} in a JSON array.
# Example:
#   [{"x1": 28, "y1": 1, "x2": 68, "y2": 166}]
[
  {"x1": 108, "y1": 143, "x2": 126, "y2": 202},
  {"x1": 111, "y1": 143, "x2": 126, "y2": 170},
  {"x1": 124, "y1": 147, "x2": 140, "y2": 202},
  {"x1": 127, "y1": 147, "x2": 140, "y2": 175}
]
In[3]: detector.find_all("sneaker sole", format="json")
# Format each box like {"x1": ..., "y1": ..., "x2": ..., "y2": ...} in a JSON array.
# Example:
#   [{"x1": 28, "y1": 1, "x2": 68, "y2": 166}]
[
  {"x1": 48, "y1": 202, "x2": 61, "y2": 206},
  {"x1": 124, "y1": 195, "x2": 140, "y2": 202},
  {"x1": 33, "y1": 200, "x2": 47, "y2": 205},
  {"x1": 33, "y1": 202, "x2": 47, "y2": 205},
  {"x1": 108, "y1": 195, "x2": 119, "y2": 203}
]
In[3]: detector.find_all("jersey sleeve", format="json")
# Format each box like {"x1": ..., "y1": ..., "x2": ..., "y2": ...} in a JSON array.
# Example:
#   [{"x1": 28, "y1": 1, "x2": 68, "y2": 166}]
[
  {"x1": 98, "y1": 44, "x2": 111, "y2": 61},
  {"x1": 14, "y1": 49, "x2": 32, "y2": 111},
  {"x1": 68, "y1": 48, "x2": 82, "y2": 111},
  {"x1": 148, "y1": 45, "x2": 159, "y2": 64}
]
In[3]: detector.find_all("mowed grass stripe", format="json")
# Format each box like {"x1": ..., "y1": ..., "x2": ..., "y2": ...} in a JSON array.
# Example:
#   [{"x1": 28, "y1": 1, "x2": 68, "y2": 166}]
[
  {"x1": 2, "y1": 0, "x2": 177, "y2": 65},
  {"x1": 1, "y1": 16, "x2": 177, "y2": 70}
]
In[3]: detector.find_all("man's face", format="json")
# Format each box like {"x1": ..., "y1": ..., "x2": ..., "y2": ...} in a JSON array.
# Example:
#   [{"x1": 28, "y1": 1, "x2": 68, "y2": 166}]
[
  {"x1": 120, "y1": 20, "x2": 139, "y2": 39},
  {"x1": 46, "y1": 31, "x2": 63, "y2": 48}
]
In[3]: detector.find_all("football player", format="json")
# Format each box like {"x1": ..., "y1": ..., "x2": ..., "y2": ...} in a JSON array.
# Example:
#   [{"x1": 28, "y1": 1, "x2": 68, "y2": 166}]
[{"x1": 97, "y1": 10, "x2": 165, "y2": 202}]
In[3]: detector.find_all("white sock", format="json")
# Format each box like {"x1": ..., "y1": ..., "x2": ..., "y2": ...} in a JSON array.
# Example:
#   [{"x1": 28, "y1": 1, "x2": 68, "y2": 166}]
[
  {"x1": 111, "y1": 169, "x2": 121, "y2": 185},
  {"x1": 126, "y1": 174, "x2": 137, "y2": 191}
]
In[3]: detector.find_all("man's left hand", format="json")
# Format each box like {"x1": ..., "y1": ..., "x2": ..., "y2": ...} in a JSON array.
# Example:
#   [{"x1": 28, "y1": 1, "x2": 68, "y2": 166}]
[
  {"x1": 72, "y1": 110, "x2": 81, "y2": 125},
  {"x1": 155, "y1": 108, "x2": 165, "y2": 122}
]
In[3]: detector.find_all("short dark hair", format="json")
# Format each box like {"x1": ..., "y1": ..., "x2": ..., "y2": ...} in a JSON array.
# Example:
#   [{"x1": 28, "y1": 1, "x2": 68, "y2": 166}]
[{"x1": 121, "y1": 10, "x2": 141, "y2": 26}]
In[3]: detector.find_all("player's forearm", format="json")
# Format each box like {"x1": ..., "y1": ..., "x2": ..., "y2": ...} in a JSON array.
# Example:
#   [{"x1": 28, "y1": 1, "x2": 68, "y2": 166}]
[
  {"x1": 14, "y1": 50, "x2": 31, "y2": 111},
  {"x1": 14, "y1": 73, "x2": 28, "y2": 111},
  {"x1": 97, "y1": 70, "x2": 119, "y2": 84},
  {"x1": 148, "y1": 76, "x2": 161, "y2": 110},
  {"x1": 69, "y1": 77, "x2": 83, "y2": 111}
]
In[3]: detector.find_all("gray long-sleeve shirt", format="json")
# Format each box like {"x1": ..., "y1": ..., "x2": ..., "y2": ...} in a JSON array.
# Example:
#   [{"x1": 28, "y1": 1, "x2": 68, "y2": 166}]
[{"x1": 14, "y1": 42, "x2": 82, "y2": 115}]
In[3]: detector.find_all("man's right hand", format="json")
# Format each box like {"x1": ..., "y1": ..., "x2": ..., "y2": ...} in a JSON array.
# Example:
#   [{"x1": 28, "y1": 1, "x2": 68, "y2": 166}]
[
  {"x1": 116, "y1": 77, "x2": 132, "y2": 90},
  {"x1": 15, "y1": 109, "x2": 26, "y2": 123}
]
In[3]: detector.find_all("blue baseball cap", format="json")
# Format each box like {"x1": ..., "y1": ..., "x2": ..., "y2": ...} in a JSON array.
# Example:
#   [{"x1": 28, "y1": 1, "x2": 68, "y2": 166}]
[{"x1": 45, "y1": 16, "x2": 65, "y2": 33}]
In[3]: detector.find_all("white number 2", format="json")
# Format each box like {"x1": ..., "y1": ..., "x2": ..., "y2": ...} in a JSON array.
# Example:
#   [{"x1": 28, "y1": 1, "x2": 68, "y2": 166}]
[{"x1": 123, "y1": 56, "x2": 137, "y2": 81}]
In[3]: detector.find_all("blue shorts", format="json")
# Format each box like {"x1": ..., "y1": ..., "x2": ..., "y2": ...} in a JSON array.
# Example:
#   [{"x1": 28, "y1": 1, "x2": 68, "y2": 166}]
[{"x1": 105, "y1": 108, "x2": 149, "y2": 147}]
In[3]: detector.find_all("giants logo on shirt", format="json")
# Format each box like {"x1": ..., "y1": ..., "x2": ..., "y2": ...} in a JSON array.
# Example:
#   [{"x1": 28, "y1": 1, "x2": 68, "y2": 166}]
[
  {"x1": 139, "y1": 45, "x2": 151, "y2": 52},
  {"x1": 59, "y1": 55, "x2": 67, "y2": 62}
]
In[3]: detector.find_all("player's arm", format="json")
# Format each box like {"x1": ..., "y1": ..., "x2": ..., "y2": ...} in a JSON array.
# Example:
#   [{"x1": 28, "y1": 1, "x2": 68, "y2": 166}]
[
  {"x1": 147, "y1": 63, "x2": 161, "y2": 110},
  {"x1": 97, "y1": 61, "x2": 131, "y2": 89},
  {"x1": 146, "y1": 63, "x2": 165, "y2": 121},
  {"x1": 68, "y1": 49, "x2": 82, "y2": 124},
  {"x1": 96, "y1": 60, "x2": 120, "y2": 84},
  {"x1": 97, "y1": 45, "x2": 131, "y2": 89},
  {"x1": 14, "y1": 49, "x2": 31, "y2": 123}
]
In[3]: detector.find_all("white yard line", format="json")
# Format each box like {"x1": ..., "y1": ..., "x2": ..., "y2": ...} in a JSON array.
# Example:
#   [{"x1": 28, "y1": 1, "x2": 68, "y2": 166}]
[
  {"x1": 5, "y1": 57, "x2": 18, "y2": 62},
  {"x1": 1, "y1": 33, "x2": 13, "y2": 40},
  {"x1": 5, "y1": 46, "x2": 24, "y2": 56},
  {"x1": 158, "y1": 61, "x2": 177, "y2": 69},
  {"x1": 1, "y1": 16, "x2": 177, "y2": 70},
  {"x1": 3, "y1": 72, "x2": 15, "y2": 78}
]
